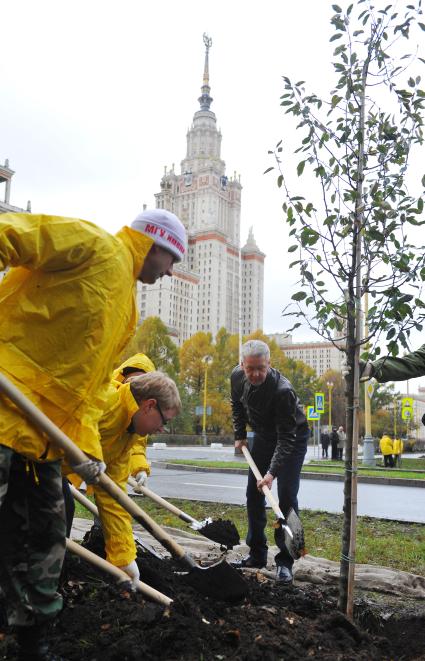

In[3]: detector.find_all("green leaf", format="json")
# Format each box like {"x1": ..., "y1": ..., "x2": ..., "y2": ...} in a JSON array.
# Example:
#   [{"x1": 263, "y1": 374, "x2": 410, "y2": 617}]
[
  {"x1": 292, "y1": 291, "x2": 307, "y2": 301},
  {"x1": 263, "y1": 166, "x2": 274, "y2": 174},
  {"x1": 297, "y1": 160, "x2": 306, "y2": 176},
  {"x1": 277, "y1": 174, "x2": 283, "y2": 188},
  {"x1": 332, "y1": 4, "x2": 342, "y2": 12},
  {"x1": 288, "y1": 245, "x2": 298, "y2": 253},
  {"x1": 330, "y1": 33, "x2": 343, "y2": 42},
  {"x1": 418, "y1": 22, "x2": 425, "y2": 31},
  {"x1": 421, "y1": 174, "x2": 425, "y2": 187}
]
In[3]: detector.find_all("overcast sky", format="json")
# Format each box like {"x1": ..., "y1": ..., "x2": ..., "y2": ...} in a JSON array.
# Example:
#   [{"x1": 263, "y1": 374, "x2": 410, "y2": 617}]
[{"x1": 2, "y1": 0, "x2": 425, "y2": 391}]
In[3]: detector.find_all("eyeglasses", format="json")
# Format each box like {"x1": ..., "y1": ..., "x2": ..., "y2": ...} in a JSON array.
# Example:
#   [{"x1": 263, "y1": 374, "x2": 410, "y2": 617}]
[{"x1": 155, "y1": 401, "x2": 170, "y2": 429}]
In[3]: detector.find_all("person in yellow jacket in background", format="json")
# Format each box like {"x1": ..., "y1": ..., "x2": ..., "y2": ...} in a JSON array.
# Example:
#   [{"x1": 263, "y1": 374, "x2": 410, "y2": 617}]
[
  {"x1": 91, "y1": 371, "x2": 181, "y2": 586},
  {"x1": 0, "y1": 209, "x2": 186, "y2": 660},
  {"x1": 393, "y1": 437, "x2": 404, "y2": 468},
  {"x1": 379, "y1": 433, "x2": 394, "y2": 467}
]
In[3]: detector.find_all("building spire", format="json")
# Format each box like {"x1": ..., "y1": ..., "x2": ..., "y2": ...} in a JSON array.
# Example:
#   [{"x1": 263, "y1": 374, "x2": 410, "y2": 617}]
[{"x1": 198, "y1": 33, "x2": 213, "y2": 111}]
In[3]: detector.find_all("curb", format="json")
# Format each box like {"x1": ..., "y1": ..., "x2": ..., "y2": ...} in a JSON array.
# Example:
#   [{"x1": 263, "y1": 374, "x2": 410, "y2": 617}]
[{"x1": 150, "y1": 461, "x2": 425, "y2": 488}]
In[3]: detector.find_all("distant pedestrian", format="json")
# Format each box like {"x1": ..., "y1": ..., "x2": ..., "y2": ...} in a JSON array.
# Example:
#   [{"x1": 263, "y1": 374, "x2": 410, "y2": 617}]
[
  {"x1": 337, "y1": 426, "x2": 346, "y2": 460},
  {"x1": 330, "y1": 426, "x2": 339, "y2": 460},
  {"x1": 320, "y1": 430, "x2": 330, "y2": 458},
  {"x1": 379, "y1": 433, "x2": 394, "y2": 467},
  {"x1": 393, "y1": 437, "x2": 404, "y2": 468}
]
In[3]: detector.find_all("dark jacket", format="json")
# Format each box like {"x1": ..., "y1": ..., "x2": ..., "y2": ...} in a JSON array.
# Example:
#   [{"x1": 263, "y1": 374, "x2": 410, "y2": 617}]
[
  {"x1": 320, "y1": 432, "x2": 330, "y2": 447},
  {"x1": 230, "y1": 366, "x2": 309, "y2": 476}
]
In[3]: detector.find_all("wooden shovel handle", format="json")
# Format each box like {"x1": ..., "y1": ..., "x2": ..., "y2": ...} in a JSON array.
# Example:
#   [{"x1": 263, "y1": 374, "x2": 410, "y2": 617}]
[
  {"x1": 0, "y1": 372, "x2": 194, "y2": 567},
  {"x1": 66, "y1": 538, "x2": 172, "y2": 607},
  {"x1": 241, "y1": 445, "x2": 285, "y2": 520},
  {"x1": 69, "y1": 483, "x2": 99, "y2": 517},
  {"x1": 128, "y1": 477, "x2": 198, "y2": 526}
]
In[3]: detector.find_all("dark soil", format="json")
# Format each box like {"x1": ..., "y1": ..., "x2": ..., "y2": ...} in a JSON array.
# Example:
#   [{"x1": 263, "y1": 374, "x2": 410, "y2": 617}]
[
  {"x1": 1, "y1": 527, "x2": 424, "y2": 660},
  {"x1": 199, "y1": 517, "x2": 240, "y2": 549}
]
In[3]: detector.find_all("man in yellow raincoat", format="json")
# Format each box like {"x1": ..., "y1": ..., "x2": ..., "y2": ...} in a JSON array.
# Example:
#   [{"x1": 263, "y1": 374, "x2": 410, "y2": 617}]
[
  {"x1": 91, "y1": 370, "x2": 181, "y2": 586},
  {"x1": 379, "y1": 433, "x2": 394, "y2": 468},
  {"x1": 0, "y1": 208, "x2": 186, "y2": 659},
  {"x1": 393, "y1": 437, "x2": 404, "y2": 468},
  {"x1": 112, "y1": 353, "x2": 156, "y2": 488}
]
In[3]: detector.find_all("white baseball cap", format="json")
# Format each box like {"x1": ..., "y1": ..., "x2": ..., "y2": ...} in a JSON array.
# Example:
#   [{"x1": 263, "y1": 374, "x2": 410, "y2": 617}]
[{"x1": 131, "y1": 209, "x2": 187, "y2": 262}]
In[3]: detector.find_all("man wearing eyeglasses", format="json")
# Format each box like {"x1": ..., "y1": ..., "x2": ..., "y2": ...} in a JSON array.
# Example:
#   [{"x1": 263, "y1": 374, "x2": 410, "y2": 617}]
[
  {"x1": 66, "y1": 370, "x2": 181, "y2": 588},
  {"x1": 230, "y1": 340, "x2": 309, "y2": 585}
]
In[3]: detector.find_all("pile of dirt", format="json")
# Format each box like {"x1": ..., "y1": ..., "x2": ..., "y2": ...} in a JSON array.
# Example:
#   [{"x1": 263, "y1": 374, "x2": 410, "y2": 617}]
[
  {"x1": 1, "y1": 528, "x2": 424, "y2": 660},
  {"x1": 198, "y1": 517, "x2": 240, "y2": 549}
]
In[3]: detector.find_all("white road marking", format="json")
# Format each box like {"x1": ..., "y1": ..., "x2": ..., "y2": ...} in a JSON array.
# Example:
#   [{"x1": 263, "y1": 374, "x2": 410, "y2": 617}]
[{"x1": 184, "y1": 482, "x2": 245, "y2": 490}]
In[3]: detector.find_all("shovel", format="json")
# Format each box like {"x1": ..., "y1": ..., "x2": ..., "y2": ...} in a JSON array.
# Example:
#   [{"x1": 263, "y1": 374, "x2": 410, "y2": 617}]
[
  {"x1": 128, "y1": 476, "x2": 240, "y2": 549},
  {"x1": 66, "y1": 538, "x2": 172, "y2": 607},
  {"x1": 0, "y1": 372, "x2": 248, "y2": 602},
  {"x1": 241, "y1": 446, "x2": 305, "y2": 560},
  {"x1": 69, "y1": 483, "x2": 163, "y2": 560}
]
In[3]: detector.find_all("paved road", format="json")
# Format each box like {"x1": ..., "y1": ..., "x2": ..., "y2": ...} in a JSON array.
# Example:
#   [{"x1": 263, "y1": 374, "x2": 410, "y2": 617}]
[
  {"x1": 147, "y1": 445, "x2": 425, "y2": 464},
  {"x1": 146, "y1": 448, "x2": 425, "y2": 524}
]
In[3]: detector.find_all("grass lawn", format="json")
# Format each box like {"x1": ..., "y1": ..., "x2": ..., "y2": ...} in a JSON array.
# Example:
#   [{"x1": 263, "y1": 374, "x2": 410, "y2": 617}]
[
  {"x1": 153, "y1": 457, "x2": 425, "y2": 480},
  {"x1": 74, "y1": 496, "x2": 425, "y2": 577}
]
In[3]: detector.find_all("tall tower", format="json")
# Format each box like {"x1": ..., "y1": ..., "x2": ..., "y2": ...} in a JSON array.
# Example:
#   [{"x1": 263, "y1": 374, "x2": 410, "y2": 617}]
[
  {"x1": 141, "y1": 35, "x2": 264, "y2": 344},
  {"x1": 241, "y1": 227, "x2": 265, "y2": 335}
]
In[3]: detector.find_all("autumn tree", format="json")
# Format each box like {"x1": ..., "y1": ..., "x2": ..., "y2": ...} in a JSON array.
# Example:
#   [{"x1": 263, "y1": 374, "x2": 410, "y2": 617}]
[
  {"x1": 120, "y1": 316, "x2": 179, "y2": 379},
  {"x1": 179, "y1": 331, "x2": 214, "y2": 395},
  {"x1": 269, "y1": 1, "x2": 425, "y2": 615}
]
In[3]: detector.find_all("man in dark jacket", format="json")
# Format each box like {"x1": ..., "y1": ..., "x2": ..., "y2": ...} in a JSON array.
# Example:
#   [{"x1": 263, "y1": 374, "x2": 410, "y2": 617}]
[
  {"x1": 330, "y1": 426, "x2": 339, "y2": 460},
  {"x1": 230, "y1": 340, "x2": 310, "y2": 585},
  {"x1": 320, "y1": 429, "x2": 330, "y2": 458}
]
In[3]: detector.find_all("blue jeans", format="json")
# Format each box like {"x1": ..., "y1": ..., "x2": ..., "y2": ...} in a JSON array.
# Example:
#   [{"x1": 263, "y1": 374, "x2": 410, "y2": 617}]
[{"x1": 246, "y1": 431, "x2": 308, "y2": 568}]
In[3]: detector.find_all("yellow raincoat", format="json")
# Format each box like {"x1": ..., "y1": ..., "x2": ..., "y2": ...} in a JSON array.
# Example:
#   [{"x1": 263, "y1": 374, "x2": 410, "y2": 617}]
[
  {"x1": 0, "y1": 213, "x2": 153, "y2": 462},
  {"x1": 379, "y1": 435, "x2": 393, "y2": 456},
  {"x1": 91, "y1": 353, "x2": 155, "y2": 566},
  {"x1": 93, "y1": 383, "x2": 143, "y2": 566},
  {"x1": 393, "y1": 438, "x2": 404, "y2": 455},
  {"x1": 112, "y1": 353, "x2": 155, "y2": 477}
]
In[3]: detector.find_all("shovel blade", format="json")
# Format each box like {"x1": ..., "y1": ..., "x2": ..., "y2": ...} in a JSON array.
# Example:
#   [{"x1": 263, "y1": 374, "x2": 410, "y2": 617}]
[
  {"x1": 183, "y1": 559, "x2": 249, "y2": 602},
  {"x1": 274, "y1": 508, "x2": 305, "y2": 560}
]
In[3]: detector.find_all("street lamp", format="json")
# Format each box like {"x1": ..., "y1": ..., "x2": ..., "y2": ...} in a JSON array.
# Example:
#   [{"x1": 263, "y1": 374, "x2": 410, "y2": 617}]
[
  {"x1": 201, "y1": 355, "x2": 213, "y2": 445},
  {"x1": 326, "y1": 381, "x2": 334, "y2": 429},
  {"x1": 362, "y1": 291, "x2": 376, "y2": 466}
]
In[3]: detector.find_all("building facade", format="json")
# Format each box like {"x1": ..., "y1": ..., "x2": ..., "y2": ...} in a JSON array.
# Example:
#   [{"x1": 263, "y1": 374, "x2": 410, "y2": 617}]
[
  {"x1": 140, "y1": 35, "x2": 265, "y2": 344},
  {"x1": 269, "y1": 332, "x2": 344, "y2": 377},
  {"x1": 0, "y1": 159, "x2": 30, "y2": 280}
]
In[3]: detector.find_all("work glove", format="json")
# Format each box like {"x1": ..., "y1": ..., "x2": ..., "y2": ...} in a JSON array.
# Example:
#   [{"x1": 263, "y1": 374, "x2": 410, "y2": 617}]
[
  {"x1": 341, "y1": 357, "x2": 374, "y2": 382},
  {"x1": 118, "y1": 560, "x2": 140, "y2": 589},
  {"x1": 134, "y1": 470, "x2": 148, "y2": 487},
  {"x1": 70, "y1": 459, "x2": 106, "y2": 485}
]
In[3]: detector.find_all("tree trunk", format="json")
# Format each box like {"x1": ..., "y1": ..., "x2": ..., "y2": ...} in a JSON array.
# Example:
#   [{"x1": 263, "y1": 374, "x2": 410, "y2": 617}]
[{"x1": 338, "y1": 54, "x2": 369, "y2": 615}]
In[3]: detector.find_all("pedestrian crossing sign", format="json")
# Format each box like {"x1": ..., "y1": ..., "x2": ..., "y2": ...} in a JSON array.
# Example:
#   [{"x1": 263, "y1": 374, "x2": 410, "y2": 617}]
[
  {"x1": 315, "y1": 392, "x2": 325, "y2": 413},
  {"x1": 307, "y1": 405, "x2": 320, "y2": 421},
  {"x1": 402, "y1": 407, "x2": 412, "y2": 420}
]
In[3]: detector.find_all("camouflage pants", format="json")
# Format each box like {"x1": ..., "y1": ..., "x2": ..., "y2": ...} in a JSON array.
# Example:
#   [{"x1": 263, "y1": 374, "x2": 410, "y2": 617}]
[{"x1": 0, "y1": 445, "x2": 66, "y2": 626}]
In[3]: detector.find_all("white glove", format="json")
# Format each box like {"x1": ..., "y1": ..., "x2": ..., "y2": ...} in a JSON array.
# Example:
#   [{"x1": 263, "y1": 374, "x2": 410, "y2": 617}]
[
  {"x1": 134, "y1": 470, "x2": 148, "y2": 487},
  {"x1": 341, "y1": 357, "x2": 373, "y2": 382},
  {"x1": 359, "y1": 361, "x2": 374, "y2": 382},
  {"x1": 118, "y1": 560, "x2": 140, "y2": 588},
  {"x1": 71, "y1": 459, "x2": 106, "y2": 484}
]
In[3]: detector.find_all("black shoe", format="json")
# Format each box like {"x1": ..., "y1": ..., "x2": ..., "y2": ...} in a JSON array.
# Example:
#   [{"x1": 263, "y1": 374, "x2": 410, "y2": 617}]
[
  {"x1": 231, "y1": 555, "x2": 267, "y2": 569},
  {"x1": 276, "y1": 565, "x2": 293, "y2": 585}
]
